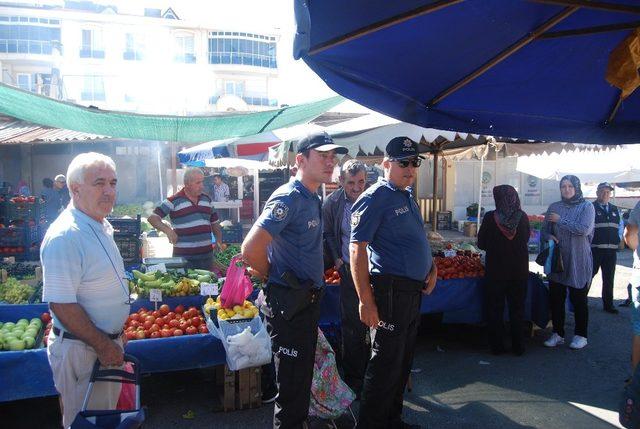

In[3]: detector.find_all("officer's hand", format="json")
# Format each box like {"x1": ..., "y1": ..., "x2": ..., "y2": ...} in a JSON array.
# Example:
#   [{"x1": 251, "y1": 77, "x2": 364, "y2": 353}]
[
  {"x1": 359, "y1": 302, "x2": 380, "y2": 328},
  {"x1": 423, "y1": 266, "x2": 437, "y2": 295},
  {"x1": 166, "y1": 229, "x2": 179, "y2": 245},
  {"x1": 96, "y1": 339, "x2": 124, "y2": 367}
]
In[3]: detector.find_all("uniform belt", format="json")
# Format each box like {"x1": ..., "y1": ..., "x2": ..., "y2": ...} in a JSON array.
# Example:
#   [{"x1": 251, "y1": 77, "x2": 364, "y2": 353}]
[
  {"x1": 371, "y1": 274, "x2": 424, "y2": 292},
  {"x1": 52, "y1": 326, "x2": 121, "y2": 341}
]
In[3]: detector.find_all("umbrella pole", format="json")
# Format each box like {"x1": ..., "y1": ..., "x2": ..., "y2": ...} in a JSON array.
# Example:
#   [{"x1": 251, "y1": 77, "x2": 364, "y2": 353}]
[
  {"x1": 171, "y1": 142, "x2": 178, "y2": 194},
  {"x1": 157, "y1": 142, "x2": 164, "y2": 200},
  {"x1": 432, "y1": 151, "x2": 439, "y2": 232},
  {"x1": 477, "y1": 150, "x2": 485, "y2": 234}
]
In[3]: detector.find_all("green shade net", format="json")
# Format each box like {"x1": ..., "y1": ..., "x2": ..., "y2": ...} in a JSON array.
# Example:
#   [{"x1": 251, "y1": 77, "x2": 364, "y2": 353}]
[{"x1": 0, "y1": 83, "x2": 343, "y2": 143}]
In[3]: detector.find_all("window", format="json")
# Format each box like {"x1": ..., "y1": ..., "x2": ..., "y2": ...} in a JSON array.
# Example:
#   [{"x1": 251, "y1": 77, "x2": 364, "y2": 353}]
[
  {"x1": 0, "y1": 16, "x2": 61, "y2": 55},
  {"x1": 123, "y1": 33, "x2": 144, "y2": 61},
  {"x1": 174, "y1": 34, "x2": 195, "y2": 63},
  {"x1": 81, "y1": 76, "x2": 105, "y2": 101},
  {"x1": 224, "y1": 81, "x2": 244, "y2": 97},
  {"x1": 144, "y1": 8, "x2": 161, "y2": 18},
  {"x1": 80, "y1": 28, "x2": 104, "y2": 59},
  {"x1": 16, "y1": 73, "x2": 32, "y2": 91},
  {"x1": 208, "y1": 32, "x2": 277, "y2": 68}
]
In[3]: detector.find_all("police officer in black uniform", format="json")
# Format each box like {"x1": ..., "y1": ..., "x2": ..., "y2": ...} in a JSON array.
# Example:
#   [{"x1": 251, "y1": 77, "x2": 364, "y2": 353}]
[
  {"x1": 241, "y1": 132, "x2": 347, "y2": 429},
  {"x1": 350, "y1": 137, "x2": 438, "y2": 429},
  {"x1": 591, "y1": 182, "x2": 622, "y2": 314}
]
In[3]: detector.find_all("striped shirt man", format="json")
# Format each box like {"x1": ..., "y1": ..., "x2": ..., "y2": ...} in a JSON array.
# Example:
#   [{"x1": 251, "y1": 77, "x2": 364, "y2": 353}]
[{"x1": 153, "y1": 189, "x2": 219, "y2": 257}]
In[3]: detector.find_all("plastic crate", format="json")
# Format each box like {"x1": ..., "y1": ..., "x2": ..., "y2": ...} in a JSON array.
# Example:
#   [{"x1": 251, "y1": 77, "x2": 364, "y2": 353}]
[
  {"x1": 0, "y1": 199, "x2": 45, "y2": 222},
  {"x1": 108, "y1": 215, "x2": 141, "y2": 236},
  {"x1": 222, "y1": 225, "x2": 243, "y2": 243},
  {"x1": 115, "y1": 235, "x2": 141, "y2": 264},
  {"x1": 0, "y1": 226, "x2": 39, "y2": 247}
]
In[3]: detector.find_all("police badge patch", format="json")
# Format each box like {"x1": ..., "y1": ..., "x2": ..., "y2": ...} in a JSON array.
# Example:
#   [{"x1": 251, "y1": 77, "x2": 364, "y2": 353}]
[
  {"x1": 351, "y1": 212, "x2": 361, "y2": 228},
  {"x1": 271, "y1": 202, "x2": 289, "y2": 222}
]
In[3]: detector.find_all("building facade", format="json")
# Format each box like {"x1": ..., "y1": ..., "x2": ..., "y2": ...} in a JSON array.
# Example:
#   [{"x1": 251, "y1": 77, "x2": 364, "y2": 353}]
[{"x1": 0, "y1": 0, "x2": 279, "y2": 114}]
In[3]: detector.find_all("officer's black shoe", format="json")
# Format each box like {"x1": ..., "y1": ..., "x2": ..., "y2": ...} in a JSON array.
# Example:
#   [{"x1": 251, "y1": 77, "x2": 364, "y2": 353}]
[
  {"x1": 605, "y1": 307, "x2": 620, "y2": 314},
  {"x1": 620, "y1": 299, "x2": 632, "y2": 307},
  {"x1": 512, "y1": 345, "x2": 525, "y2": 357}
]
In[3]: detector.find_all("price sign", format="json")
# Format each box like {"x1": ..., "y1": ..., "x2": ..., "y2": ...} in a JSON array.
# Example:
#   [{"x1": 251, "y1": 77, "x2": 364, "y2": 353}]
[
  {"x1": 444, "y1": 250, "x2": 457, "y2": 258},
  {"x1": 146, "y1": 263, "x2": 167, "y2": 274},
  {"x1": 149, "y1": 289, "x2": 163, "y2": 302},
  {"x1": 200, "y1": 283, "x2": 218, "y2": 296}
]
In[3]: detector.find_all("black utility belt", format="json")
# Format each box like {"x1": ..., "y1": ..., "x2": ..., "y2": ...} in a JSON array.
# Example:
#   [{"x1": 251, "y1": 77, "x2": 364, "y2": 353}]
[
  {"x1": 53, "y1": 326, "x2": 121, "y2": 341},
  {"x1": 267, "y1": 282, "x2": 324, "y2": 321},
  {"x1": 371, "y1": 274, "x2": 425, "y2": 292}
]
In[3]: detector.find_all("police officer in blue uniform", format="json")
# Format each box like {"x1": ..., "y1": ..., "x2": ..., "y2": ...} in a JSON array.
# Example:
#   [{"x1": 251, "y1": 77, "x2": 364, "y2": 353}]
[
  {"x1": 241, "y1": 132, "x2": 347, "y2": 429},
  {"x1": 591, "y1": 182, "x2": 623, "y2": 313},
  {"x1": 350, "y1": 136, "x2": 438, "y2": 429}
]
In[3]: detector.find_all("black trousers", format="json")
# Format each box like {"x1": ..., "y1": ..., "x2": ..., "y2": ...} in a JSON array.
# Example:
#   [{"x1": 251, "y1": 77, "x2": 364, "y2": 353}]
[
  {"x1": 549, "y1": 281, "x2": 589, "y2": 338},
  {"x1": 339, "y1": 264, "x2": 370, "y2": 397},
  {"x1": 265, "y1": 283, "x2": 322, "y2": 429},
  {"x1": 357, "y1": 275, "x2": 422, "y2": 429},
  {"x1": 592, "y1": 248, "x2": 617, "y2": 310},
  {"x1": 485, "y1": 279, "x2": 527, "y2": 352}
]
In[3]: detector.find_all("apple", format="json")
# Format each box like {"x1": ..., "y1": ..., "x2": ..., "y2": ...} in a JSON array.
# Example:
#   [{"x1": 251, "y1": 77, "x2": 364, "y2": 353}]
[
  {"x1": 8, "y1": 339, "x2": 25, "y2": 351},
  {"x1": 16, "y1": 319, "x2": 29, "y2": 326},
  {"x1": 23, "y1": 336, "x2": 35, "y2": 349}
]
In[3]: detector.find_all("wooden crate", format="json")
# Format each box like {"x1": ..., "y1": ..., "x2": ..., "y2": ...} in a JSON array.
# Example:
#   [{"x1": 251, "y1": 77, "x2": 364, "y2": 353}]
[{"x1": 216, "y1": 364, "x2": 262, "y2": 412}]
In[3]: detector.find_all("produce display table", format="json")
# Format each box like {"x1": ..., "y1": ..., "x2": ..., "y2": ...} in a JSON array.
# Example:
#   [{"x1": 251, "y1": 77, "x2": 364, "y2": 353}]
[
  {"x1": 0, "y1": 288, "x2": 342, "y2": 403},
  {"x1": 421, "y1": 273, "x2": 549, "y2": 328}
]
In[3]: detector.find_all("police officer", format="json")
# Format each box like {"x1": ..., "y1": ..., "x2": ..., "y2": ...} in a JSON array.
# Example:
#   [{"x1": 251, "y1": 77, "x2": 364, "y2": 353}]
[
  {"x1": 591, "y1": 182, "x2": 622, "y2": 314},
  {"x1": 242, "y1": 132, "x2": 347, "y2": 429},
  {"x1": 351, "y1": 137, "x2": 437, "y2": 429}
]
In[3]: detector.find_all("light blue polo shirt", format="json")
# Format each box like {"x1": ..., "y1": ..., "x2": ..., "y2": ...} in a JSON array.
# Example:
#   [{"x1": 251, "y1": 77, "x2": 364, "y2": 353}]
[
  {"x1": 41, "y1": 206, "x2": 130, "y2": 334},
  {"x1": 351, "y1": 178, "x2": 432, "y2": 282},
  {"x1": 255, "y1": 179, "x2": 324, "y2": 288}
]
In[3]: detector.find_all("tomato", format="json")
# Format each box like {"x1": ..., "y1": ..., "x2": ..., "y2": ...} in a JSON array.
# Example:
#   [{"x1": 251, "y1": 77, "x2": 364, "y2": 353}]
[
  {"x1": 129, "y1": 313, "x2": 140, "y2": 322},
  {"x1": 155, "y1": 318, "x2": 165, "y2": 328},
  {"x1": 135, "y1": 330, "x2": 146, "y2": 340},
  {"x1": 152, "y1": 310, "x2": 161, "y2": 318},
  {"x1": 169, "y1": 319, "x2": 180, "y2": 328},
  {"x1": 159, "y1": 304, "x2": 170, "y2": 316},
  {"x1": 138, "y1": 307, "x2": 148, "y2": 314},
  {"x1": 198, "y1": 324, "x2": 209, "y2": 334},
  {"x1": 125, "y1": 331, "x2": 137, "y2": 341},
  {"x1": 173, "y1": 329, "x2": 183, "y2": 336},
  {"x1": 174, "y1": 305, "x2": 185, "y2": 314},
  {"x1": 161, "y1": 329, "x2": 172, "y2": 338},
  {"x1": 166, "y1": 312, "x2": 176, "y2": 320},
  {"x1": 191, "y1": 317, "x2": 201, "y2": 328},
  {"x1": 41, "y1": 312, "x2": 52, "y2": 324},
  {"x1": 149, "y1": 324, "x2": 160, "y2": 333},
  {"x1": 150, "y1": 331, "x2": 161, "y2": 339},
  {"x1": 185, "y1": 326, "x2": 197, "y2": 335},
  {"x1": 179, "y1": 320, "x2": 191, "y2": 331},
  {"x1": 129, "y1": 320, "x2": 140, "y2": 329},
  {"x1": 145, "y1": 315, "x2": 156, "y2": 324},
  {"x1": 143, "y1": 320, "x2": 153, "y2": 330},
  {"x1": 188, "y1": 306, "x2": 198, "y2": 313}
]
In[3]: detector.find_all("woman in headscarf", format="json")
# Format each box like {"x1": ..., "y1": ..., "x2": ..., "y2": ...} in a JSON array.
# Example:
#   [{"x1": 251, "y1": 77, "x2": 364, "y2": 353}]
[
  {"x1": 478, "y1": 185, "x2": 530, "y2": 355},
  {"x1": 542, "y1": 175, "x2": 595, "y2": 350}
]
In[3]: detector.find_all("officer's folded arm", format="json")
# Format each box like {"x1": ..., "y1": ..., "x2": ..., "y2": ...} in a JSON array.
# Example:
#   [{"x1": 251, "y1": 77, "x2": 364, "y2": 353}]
[
  {"x1": 350, "y1": 241, "x2": 380, "y2": 328},
  {"x1": 49, "y1": 302, "x2": 124, "y2": 367},
  {"x1": 241, "y1": 225, "x2": 273, "y2": 281}
]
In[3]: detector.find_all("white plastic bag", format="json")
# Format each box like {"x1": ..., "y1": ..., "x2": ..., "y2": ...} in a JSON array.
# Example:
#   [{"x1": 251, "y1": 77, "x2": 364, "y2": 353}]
[{"x1": 208, "y1": 315, "x2": 272, "y2": 370}]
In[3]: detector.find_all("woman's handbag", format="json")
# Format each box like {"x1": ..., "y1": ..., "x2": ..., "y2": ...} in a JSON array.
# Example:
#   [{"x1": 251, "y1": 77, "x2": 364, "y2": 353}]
[{"x1": 551, "y1": 242, "x2": 564, "y2": 273}]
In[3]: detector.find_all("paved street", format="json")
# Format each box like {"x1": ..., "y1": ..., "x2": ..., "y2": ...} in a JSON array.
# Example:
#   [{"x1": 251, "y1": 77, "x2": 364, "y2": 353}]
[{"x1": 3, "y1": 251, "x2": 635, "y2": 428}]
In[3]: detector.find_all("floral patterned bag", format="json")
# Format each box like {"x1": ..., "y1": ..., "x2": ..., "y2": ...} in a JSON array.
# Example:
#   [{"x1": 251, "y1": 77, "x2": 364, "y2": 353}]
[{"x1": 309, "y1": 328, "x2": 356, "y2": 421}]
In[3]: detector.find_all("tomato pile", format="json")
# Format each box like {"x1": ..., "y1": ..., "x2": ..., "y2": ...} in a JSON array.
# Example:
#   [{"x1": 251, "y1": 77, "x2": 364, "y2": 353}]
[
  {"x1": 124, "y1": 304, "x2": 209, "y2": 340},
  {"x1": 324, "y1": 268, "x2": 341, "y2": 285},
  {"x1": 434, "y1": 255, "x2": 485, "y2": 280}
]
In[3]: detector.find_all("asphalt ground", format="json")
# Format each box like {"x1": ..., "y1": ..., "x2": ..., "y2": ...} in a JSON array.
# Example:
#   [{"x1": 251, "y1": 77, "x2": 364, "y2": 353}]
[{"x1": 3, "y1": 250, "x2": 636, "y2": 428}]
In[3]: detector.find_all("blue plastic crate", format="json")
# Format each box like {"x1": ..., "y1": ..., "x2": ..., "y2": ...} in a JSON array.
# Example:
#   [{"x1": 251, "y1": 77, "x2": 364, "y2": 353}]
[{"x1": 108, "y1": 215, "x2": 141, "y2": 236}]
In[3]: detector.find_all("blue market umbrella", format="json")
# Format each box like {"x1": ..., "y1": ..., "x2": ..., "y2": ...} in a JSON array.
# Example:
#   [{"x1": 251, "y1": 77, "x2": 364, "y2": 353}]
[{"x1": 294, "y1": 0, "x2": 640, "y2": 144}]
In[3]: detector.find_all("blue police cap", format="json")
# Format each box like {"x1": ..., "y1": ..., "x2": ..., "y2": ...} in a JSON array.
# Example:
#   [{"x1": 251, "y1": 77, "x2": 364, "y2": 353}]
[
  {"x1": 296, "y1": 132, "x2": 348, "y2": 154},
  {"x1": 385, "y1": 136, "x2": 425, "y2": 160}
]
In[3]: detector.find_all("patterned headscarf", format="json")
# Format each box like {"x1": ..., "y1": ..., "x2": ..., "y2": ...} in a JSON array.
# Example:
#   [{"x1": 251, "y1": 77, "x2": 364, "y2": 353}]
[
  {"x1": 560, "y1": 175, "x2": 585, "y2": 206},
  {"x1": 492, "y1": 185, "x2": 522, "y2": 240}
]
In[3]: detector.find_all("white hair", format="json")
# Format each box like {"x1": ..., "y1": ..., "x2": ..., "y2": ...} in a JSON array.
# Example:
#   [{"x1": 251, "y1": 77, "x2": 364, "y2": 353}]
[
  {"x1": 183, "y1": 167, "x2": 204, "y2": 185},
  {"x1": 66, "y1": 152, "x2": 117, "y2": 195}
]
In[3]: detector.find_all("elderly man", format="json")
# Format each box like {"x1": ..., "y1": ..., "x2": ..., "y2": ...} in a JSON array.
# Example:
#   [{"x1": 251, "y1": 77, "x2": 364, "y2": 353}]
[
  {"x1": 350, "y1": 137, "x2": 437, "y2": 429},
  {"x1": 54, "y1": 174, "x2": 70, "y2": 209},
  {"x1": 322, "y1": 159, "x2": 369, "y2": 397},
  {"x1": 149, "y1": 167, "x2": 225, "y2": 270},
  {"x1": 42, "y1": 152, "x2": 130, "y2": 428},
  {"x1": 242, "y1": 132, "x2": 347, "y2": 428},
  {"x1": 212, "y1": 174, "x2": 230, "y2": 202},
  {"x1": 591, "y1": 182, "x2": 622, "y2": 313}
]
